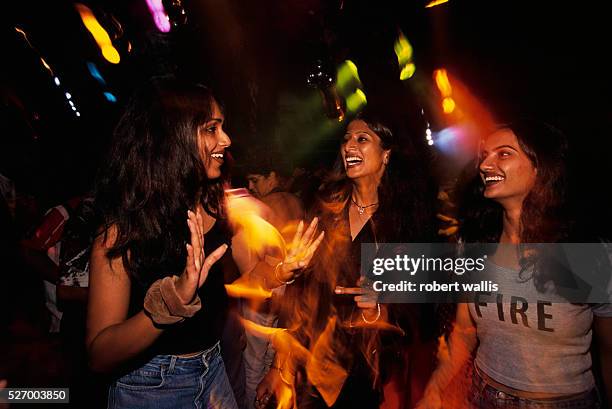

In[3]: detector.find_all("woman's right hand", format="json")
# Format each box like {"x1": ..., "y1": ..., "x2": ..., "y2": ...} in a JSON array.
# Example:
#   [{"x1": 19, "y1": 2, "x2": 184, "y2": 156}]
[{"x1": 175, "y1": 209, "x2": 228, "y2": 303}]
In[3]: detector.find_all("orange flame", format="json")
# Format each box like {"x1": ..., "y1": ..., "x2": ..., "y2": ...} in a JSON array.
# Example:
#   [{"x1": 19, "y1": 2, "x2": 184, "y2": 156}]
[
  {"x1": 305, "y1": 317, "x2": 348, "y2": 406},
  {"x1": 434, "y1": 68, "x2": 452, "y2": 97},
  {"x1": 225, "y1": 189, "x2": 286, "y2": 258},
  {"x1": 224, "y1": 281, "x2": 272, "y2": 300}
]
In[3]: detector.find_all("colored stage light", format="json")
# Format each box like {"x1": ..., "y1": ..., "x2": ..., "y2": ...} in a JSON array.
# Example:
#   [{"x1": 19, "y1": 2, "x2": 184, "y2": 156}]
[
  {"x1": 145, "y1": 0, "x2": 171, "y2": 33},
  {"x1": 76, "y1": 3, "x2": 121, "y2": 64}
]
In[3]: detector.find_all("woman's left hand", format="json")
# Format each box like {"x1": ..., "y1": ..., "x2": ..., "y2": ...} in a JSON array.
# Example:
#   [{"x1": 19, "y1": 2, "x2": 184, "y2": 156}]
[
  {"x1": 335, "y1": 277, "x2": 380, "y2": 322},
  {"x1": 175, "y1": 208, "x2": 227, "y2": 304}
]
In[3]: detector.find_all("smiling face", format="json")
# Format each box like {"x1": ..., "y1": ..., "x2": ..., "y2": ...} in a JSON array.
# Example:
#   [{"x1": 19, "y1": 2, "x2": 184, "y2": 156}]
[
  {"x1": 341, "y1": 120, "x2": 390, "y2": 182},
  {"x1": 197, "y1": 100, "x2": 231, "y2": 179},
  {"x1": 479, "y1": 128, "x2": 537, "y2": 206}
]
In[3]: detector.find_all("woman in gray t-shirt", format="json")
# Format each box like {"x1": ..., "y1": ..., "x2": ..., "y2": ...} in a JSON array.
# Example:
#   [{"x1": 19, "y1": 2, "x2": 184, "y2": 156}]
[{"x1": 416, "y1": 120, "x2": 612, "y2": 408}]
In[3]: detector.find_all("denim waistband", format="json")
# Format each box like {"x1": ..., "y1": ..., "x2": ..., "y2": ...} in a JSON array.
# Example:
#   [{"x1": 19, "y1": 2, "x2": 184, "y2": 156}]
[
  {"x1": 471, "y1": 364, "x2": 600, "y2": 408},
  {"x1": 146, "y1": 341, "x2": 221, "y2": 370}
]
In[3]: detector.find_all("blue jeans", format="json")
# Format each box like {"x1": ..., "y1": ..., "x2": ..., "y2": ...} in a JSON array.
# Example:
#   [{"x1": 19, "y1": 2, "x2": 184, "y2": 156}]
[
  {"x1": 108, "y1": 342, "x2": 238, "y2": 409},
  {"x1": 468, "y1": 365, "x2": 601, "y2": 409}
]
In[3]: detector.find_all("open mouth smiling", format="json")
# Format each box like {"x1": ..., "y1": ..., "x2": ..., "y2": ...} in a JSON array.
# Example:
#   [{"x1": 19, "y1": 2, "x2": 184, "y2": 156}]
[
  {"x1": 483, "y1": 174, "x2": 505, "y2": 186},
  {"x1": 345, "y1": 155, "x2": 363, "y2": 167},
  {"x1": 210, "y1": 152, "x2": 224, "y2": 162}
]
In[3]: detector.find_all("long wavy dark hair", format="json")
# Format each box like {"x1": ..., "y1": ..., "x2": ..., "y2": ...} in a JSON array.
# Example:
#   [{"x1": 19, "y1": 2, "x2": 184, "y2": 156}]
[
  {"x1": 287, "y1": 105, "x2": 438, "y2": 380},
  {"x1": 317, "y1": 105, "x2": 437, "y2": 243},
  {"x1": 94, "y1": 77, "x2": 229, "y2": 285},
  {"x1": 456, "y1": 120, "x2": 612, "y2": 297},
  {"x1": 458, "y1": 119, "x2": 570, "y2": 244}
]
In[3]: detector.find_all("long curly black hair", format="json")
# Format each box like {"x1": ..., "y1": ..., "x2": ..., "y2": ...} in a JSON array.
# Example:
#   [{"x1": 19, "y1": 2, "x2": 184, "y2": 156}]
[
  {"x1": 457, "y1": 119, "x2": 571, "y2": 244},
  {"x1": 94, "y1": 77, "x2": 229, "y2": 285}
]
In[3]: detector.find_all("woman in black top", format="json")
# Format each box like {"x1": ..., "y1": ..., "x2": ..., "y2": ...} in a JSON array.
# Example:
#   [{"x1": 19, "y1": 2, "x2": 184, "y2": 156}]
[
  {"x1": 257, "y1": 105, "x2": 438, "y2": 408},
  {"x1": 87, "y1": 78, "x2": 322, "y2": 409}
]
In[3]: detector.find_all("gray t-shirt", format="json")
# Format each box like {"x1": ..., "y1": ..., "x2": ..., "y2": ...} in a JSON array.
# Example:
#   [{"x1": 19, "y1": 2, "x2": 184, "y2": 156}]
[{"x1": 468, "y1": 260, "x2": 612, "y2": 394}]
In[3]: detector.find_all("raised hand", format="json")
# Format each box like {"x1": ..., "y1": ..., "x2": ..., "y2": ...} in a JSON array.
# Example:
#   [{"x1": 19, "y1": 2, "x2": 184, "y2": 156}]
[
  {"x1": 275, "y1": 217, "x2": 325, "y2": 283},
  {"x1": 175, "y1": 209, "x2": 227, "y2": 304}
]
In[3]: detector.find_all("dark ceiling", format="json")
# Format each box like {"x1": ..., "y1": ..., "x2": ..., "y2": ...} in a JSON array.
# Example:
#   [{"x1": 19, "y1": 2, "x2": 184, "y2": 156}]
[{"x1": 3, "y1": 0, "x2": 612, "y2": 226}]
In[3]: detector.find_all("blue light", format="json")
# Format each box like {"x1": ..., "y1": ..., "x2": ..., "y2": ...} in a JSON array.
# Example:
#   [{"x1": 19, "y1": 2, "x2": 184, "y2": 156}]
[
  {"x1": 104, "y1": 92, "x2": 117, "y2": 103},
  {"x1": 433, "y1": 127, "x2": 459, "y2": 153},
  {"x1": 87, "y1": 62, "x2": 106, "y2": 85},
  {"x1": 433, "y1": 125, "x2": 475, "y2": 159}
]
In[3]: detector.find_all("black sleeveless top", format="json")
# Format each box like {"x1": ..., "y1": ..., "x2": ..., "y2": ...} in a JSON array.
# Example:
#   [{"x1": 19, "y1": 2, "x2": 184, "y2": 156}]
[{"x1": 128, "y1": 220, "x2": 234, "y2": 358}]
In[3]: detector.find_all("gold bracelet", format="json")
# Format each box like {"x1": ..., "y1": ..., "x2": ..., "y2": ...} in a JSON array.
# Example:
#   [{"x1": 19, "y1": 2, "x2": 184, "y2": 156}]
[
  {"x1": 361, "y1": 303, "x2": 381, "y2": 324},
  {"x1": 274, "y1": 261, "x2": 295, "y2": 285}
]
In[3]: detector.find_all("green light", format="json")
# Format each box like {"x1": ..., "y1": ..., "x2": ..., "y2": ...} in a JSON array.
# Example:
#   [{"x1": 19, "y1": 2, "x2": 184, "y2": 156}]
[
  {"x1": 346, "y1": 89, "x2": 367, "y2": 113},
  {"x1": 336, "y1": 60, "x2": 361, "y2": 97},
  {"x1": 394, "y1": 32, "x2": 413, "y2": 67},
  {"x1": 400, "y1": 63, "x2": 416, "y2": 80}
]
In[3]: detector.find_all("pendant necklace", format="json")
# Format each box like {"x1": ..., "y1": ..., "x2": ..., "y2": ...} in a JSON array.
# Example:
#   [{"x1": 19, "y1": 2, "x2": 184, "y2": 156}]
[{"x1": 351, "y1": 196, "x2": 378, "y2": 215}]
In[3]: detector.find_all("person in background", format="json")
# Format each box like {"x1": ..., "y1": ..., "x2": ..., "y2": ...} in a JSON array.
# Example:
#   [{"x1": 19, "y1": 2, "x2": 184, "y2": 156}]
[
  {"x1": 240, "y1": 154, "x2": 306, "y2": 409},
  {"x1": 246, "y1": 154, "x2": 304, "y2": 231},
  {"x1": 20, "y1": 196, "x2": 82, "y2": 333}
]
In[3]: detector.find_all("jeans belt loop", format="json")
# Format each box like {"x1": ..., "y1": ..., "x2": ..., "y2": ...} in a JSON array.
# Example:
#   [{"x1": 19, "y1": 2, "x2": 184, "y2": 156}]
[
  {"x1": 202, "y1": 341, "x2": 220, "y2": 364},
  {"x1": 168, "y1": 355, "x2": 177, "y2": 374}
]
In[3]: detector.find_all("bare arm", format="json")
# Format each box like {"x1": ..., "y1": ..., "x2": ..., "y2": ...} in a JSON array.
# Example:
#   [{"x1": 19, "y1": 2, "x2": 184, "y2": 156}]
[
  {"x1": 416, "y1": 303, "x2": 477, "y2": 409},
  {"x1": 594, "y1": 316, "x2": 612, "y2": 405},
  {"x1": 85, "y1": 229, "x2": 163, "y2": 373},
  {"x1": 86, "y1": 211, "x2": 227, "y2": 374}
]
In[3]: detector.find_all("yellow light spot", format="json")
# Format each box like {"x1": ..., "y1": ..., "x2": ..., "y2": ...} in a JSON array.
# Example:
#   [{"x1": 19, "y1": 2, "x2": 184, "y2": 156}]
[
  {"x1": 102, "y1": 45, "x2": 121, "y2": 64},
  {"x1": 434, "y1": 68, "x2": 452, "y2": 97},
  {"x1": 75, "y1": 3, "x2": 121, "y2": 64},
  {"x1": 442, "y1": 97, "x2": 456, "y2": 114},
  {"x1": 346, "y1": 89, "x2": 367, "y2": 113},
  {"x1": 425, "y1": 0, "x2": 449, "y2": 8},
  {"x1": 400, "y1": 63, "x2": 416, "y2": 80}
]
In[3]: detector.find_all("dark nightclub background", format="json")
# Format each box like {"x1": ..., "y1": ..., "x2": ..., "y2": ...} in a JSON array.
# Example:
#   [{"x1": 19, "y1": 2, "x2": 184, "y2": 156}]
[
  {"x1": 3, "y1": 0, "x2": 612, "y2": 236},
  {"x1": 2, "y1": 0, "x2": 612, "y2": 405}
]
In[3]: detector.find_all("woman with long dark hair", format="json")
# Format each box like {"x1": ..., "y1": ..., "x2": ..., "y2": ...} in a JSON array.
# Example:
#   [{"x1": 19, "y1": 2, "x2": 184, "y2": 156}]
[
  {"x1": 256, "y1": 105, "x2": 438, "y2": 408},
  {"x1": 87, "y1": 78, "x2": 322, "y2": 408},
  {"x1": 416, "y1": 120, "x2": 612, "y2": 408}
]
